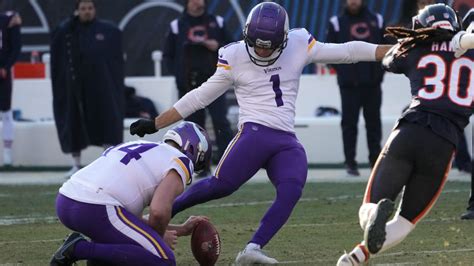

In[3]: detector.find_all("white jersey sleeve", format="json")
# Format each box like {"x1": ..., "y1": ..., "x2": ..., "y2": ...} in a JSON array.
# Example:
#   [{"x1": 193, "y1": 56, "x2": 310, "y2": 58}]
[
  {"x1": 59, "y1": 141, "x2": 194, "y2": 217},
  {"x1": 298, "y1": 29, "x2": 377, "y2": 65},
  {"x1": 166, "y1": 156, "x2": 193, "y2": 188},
  {"x1": 173, "y1": 47, "x2": 234, "y2": 118}
]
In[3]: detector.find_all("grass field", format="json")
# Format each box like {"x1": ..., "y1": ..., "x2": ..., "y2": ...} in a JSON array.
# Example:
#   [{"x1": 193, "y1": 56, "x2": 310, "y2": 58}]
[{"x1": 0, "y1": 181, "x2": 473, "y2": 265}]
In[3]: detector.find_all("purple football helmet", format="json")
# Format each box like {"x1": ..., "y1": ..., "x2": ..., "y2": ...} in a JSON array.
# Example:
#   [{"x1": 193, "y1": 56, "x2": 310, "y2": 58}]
[
  {"x1": 243, "y1": 2, "x2": 289, "y2": 67},
  {"x1": 163, "y1": 121, "x2": 211, "y2": 172}
]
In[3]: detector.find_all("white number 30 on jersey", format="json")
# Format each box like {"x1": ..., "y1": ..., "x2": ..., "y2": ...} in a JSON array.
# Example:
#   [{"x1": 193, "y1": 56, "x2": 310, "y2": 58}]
[{"x1": 417, "y1": 55, "x2": 474, "y2": 107}]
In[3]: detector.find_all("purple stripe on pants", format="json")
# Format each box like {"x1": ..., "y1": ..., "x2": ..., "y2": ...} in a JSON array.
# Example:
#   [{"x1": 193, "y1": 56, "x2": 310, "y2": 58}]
[
  {"x1": 173, "y1": 122, "x2": 308, "y2": 247},
  {"x1": 56, "y1": 194, "x2": 175, "y2": 265}
]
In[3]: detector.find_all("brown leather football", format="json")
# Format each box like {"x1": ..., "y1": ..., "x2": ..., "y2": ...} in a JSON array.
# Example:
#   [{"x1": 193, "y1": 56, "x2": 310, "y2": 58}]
[{"x1": 191, "y1": 220, "x2": 221, "y2": 266}]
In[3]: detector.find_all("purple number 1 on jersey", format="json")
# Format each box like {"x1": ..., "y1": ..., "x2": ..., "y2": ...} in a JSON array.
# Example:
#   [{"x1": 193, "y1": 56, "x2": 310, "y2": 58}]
[
  {"x1": 270, "y1": 74, "x2": 284, "y2": 107},
  {"x1": 117, "y1": 143, "x2": 158, "y2": 165}
]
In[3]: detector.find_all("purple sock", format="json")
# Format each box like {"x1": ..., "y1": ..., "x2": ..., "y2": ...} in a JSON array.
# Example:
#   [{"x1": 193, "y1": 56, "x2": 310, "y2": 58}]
[
  {"x1": 250, "y1": 182, "x2": 303, "y2": 247},
  {"x1": 172, "y1": 176, "x2": 238, "y2": 217},
  {"x1": 74, "y1": 240, "x2": 174, "y2": 266}
]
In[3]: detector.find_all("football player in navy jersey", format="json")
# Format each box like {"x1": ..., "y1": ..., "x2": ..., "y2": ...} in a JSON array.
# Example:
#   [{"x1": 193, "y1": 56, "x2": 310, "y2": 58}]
[
  {"x1": 0, "y1": 11, "x2": 21, "y2": 166},
  {"x1": 337, "y1": 4, "x2": 473, "y2": 265}
]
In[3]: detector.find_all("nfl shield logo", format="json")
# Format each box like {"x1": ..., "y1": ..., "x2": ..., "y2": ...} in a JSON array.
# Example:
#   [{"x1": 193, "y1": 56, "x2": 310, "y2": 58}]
[{"x1": 443, "y1": 13, "x2": 450, "y2": 19}]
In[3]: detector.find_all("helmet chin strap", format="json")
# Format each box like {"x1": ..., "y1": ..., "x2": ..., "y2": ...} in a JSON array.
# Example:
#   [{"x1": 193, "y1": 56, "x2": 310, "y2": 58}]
[{"x1": 245, "y1": 44, "x2": 283, "y2": 67}]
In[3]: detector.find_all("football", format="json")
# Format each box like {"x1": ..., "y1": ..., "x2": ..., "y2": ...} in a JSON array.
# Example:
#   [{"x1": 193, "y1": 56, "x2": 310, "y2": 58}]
[{"x1": 191, "y1": 220, "x2": 221, "y2": 266}]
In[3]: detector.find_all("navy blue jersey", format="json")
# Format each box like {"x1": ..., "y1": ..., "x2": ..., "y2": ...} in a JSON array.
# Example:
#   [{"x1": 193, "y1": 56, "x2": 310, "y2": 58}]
[
  {"x1": 0, "y1": 11, "x2": 21, "y2": 70},
  {"x1": 0, "y1": 11, "x2": 21, "y2": 111},
  {"x1": 384, "y1": 41, "x2": 473, "y2": 146}
]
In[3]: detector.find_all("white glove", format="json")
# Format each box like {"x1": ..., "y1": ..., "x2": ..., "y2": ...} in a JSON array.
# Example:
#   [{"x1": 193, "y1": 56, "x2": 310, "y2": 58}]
[
  {"x1": 467, "y1": 22, "x2": 474, "y2": 34},
  {"x1": 452, "y1": 31, "x2": 467, "y2": 58}
]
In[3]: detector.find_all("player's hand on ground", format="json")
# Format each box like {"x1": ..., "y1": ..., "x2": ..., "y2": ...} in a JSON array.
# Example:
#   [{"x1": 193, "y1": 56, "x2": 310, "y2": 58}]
[
  {"x1": 180, "y1": 216, "x2": 209, "y2": 236},
  {"x1": 164, "y1": 230, "x2": 178, "y2": 250},
  {"x1": 130, "y1": 118, "x2": 158, "y2": 137}
]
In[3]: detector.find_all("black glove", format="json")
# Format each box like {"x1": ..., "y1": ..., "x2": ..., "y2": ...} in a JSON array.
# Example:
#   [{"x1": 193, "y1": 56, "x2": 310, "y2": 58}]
[{"x1": 130, "y1": 119, "x2": 158, "y2": 137}]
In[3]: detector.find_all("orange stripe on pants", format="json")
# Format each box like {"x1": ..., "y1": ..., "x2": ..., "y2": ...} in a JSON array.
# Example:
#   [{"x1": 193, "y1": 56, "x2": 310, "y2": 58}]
[{"x1": 411, "y1": 152, "x2": 454, "y2": 224}]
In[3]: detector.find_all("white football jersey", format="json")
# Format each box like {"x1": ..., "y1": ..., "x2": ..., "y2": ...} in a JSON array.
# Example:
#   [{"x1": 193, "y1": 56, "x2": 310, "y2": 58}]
[
  {"x1": 59, "y1": 141, "x2": 193, "y2": 217},
  {"x1": 174, "y1": 28, "x2": 377, "y2": 132}
]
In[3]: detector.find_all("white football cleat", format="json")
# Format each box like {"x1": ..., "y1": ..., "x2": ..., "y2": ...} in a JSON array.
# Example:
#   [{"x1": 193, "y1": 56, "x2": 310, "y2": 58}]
[
  {"x1": 235, "y1": 244, "x2": 278, "y2": 265},
  {"x1": 3, "y1": 148, "x2": 12, "y2": 166},
  {"x1": 336, "y1": 252, "x2": 360, "y2": 266}
]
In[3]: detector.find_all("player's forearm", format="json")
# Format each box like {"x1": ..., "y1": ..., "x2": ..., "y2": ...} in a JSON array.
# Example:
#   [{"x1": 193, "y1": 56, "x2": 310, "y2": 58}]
[
  {"x1": 154, "y1": 107, "x2": 183, "y2": 130},
  {"x1": 313, "y1": 41, "x2": 380, "y2": 64},
  {"x1": 173, "y1": 74, "x2": 230, "y2": 118},
  {"x1": 148, "y1": 209, "x2": 171, "y2": 237},
  {"x1": 375, "y1": 45, "x2": 393, "y2": 61}
]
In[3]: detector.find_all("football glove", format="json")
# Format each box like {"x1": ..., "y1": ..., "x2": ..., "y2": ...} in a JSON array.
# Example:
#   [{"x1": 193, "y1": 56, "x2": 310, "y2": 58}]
[
  {"x1": 130, "y1": 118, "x2": 158, "y2": 137},
  {"x1": 452, "y1": 30, "x2": 467, "y2": 58}
]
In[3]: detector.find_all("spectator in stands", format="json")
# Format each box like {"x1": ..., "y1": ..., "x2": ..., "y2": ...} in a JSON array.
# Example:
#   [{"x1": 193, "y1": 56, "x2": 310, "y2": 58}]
[
  {"x1": 326, "y1": 0, "x2": 386, "y2": 176},
  {"x1": 124, "y1": 85, "x2": 158, "y2": 119},
  {"x1": 50, "y1": 0, "x2": 124, "y2": 176},
  {"x1": 0, "y1": 11, "x2": 21, "y2": 167},
  {"x1": 163, "y1": 0, "x2": 233, "y2": 177},
  {"x1": 449, "y1": 0, "x2": 471, "y2": 17}
]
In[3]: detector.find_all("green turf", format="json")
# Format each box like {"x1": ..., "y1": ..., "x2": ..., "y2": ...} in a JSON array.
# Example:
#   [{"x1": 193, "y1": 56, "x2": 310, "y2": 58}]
[
  {"x1": 0, "y1": 163, "x2": 369, "y2": 172},
  {"x1": 0, "y1": 182, "x2": 473, "y2": 265}
]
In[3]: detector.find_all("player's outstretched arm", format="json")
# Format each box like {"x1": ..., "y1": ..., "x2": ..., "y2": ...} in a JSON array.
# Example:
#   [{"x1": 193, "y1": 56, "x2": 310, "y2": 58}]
[
  {"x1": 129, "y1": 107, "x2": 183, "y2": 137},
  {"x1": 310, "y1": 41, "x2": 393, "y2": 64},
  {"x1": 154, "y1": 108, "x2": 183, "y2": 132},
  {"x1": 130, "y1": 69, "x2": 232, "y2": 137},
  {"x1": 375, "y1": 45, "x2": 394, "y2": 61}
]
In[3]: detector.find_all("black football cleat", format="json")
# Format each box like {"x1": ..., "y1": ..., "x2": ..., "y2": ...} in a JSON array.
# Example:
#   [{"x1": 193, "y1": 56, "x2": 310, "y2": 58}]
[
  {"x1": 345, "y1": 164, "x2": 360, "y2": 177},
  {"x1": 461, "y1": 210, "x2": 474, "y2": 220},
  {"x1": 364, "y1": 199, "x2": 395, "y2": 254},
  {"x1": 50, "y1": 232, "x2": 86, "y2": 266}
]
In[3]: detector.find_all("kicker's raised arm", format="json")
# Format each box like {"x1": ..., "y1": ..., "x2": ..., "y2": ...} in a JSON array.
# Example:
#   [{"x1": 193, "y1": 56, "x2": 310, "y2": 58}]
[
  {"x1": 130, "y1": 49, "x2": 234, "y2": 138},
  {"x1": 308, "y1": 40, "x2": 392, "y2": 64},
  {"x1": 153, "y1": 66, "x2": 232, "y2": 130}
]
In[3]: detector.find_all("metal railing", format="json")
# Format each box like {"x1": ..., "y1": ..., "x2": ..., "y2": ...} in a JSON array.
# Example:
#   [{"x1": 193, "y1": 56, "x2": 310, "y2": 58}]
[{"x1": 41, "y1": 50, "x2": 164, "y2": 79}]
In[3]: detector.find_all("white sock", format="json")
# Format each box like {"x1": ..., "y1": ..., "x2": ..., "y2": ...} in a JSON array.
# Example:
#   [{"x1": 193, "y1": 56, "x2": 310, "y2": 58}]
[
  {"x1": 359, "y1": 202, "x2": 377, "y2": 230},
  {"x1": 246, "y1": 243, "x2": 261, "y2": 250},
  {"x1": 2, "y1": 110, "x2": 14, "y2": 143},
  {"x1": 3, "y1": 147, "x2": 12, "y2": 165},
  {"x1": 379, "y1": 214, "x2": 415, "y2": 253},
  {"x1": 349, "y1": 244, "x2": 369, "y2": 263}
]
